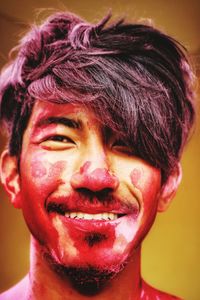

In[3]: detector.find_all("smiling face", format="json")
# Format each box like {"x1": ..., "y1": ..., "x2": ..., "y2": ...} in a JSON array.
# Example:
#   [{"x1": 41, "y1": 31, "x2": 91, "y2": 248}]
[{"x1": 16, "y1": 100, "x2": 162, "y2": 273}]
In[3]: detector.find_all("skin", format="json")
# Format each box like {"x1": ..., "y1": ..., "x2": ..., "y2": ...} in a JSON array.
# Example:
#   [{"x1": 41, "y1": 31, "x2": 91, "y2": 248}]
[{"x1": 0, "y1": 100, "x2": 182, "y2": 300}]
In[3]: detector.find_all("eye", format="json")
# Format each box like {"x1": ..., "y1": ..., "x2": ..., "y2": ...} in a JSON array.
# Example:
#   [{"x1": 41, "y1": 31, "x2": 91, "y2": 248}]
[
  {"x1": 112, "y1": 139, "x2": 133, "y2": 155},
  {"x1": 40, "y1": 135, "x2": 76, "y2": 150},
  {"x1": 47, "y1": 135, "x2": 74, "y2": 143}
]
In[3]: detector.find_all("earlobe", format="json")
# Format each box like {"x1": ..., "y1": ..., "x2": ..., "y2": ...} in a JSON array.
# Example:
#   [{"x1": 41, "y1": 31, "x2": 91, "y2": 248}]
[
  {"x1": 0, "y1": 150, "x2": 22, "y2": 209},
  {"x1": 157, "y1": 163, "x2": 182, "y2": 212}
]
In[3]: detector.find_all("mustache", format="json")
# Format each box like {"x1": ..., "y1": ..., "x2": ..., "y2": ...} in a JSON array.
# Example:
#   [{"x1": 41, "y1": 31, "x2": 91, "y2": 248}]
[{"x1": 46, "y1": 189, "x2": 139, "y2": 215}]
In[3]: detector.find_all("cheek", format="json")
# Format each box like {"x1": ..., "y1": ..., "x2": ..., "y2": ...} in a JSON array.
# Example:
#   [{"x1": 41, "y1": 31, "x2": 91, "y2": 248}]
[
  {"x1": 113, "y1": 217, "x2": 139, "y2": 256},
  {"x1": 21, "y1": 158, "x2": 68, "y2": 246},
  {"x1": 130, "y1": 167, "x2": 161, "y2": 208},
  {"x1": 29, "y1": 152, "x2": 49, "y2": 180},
  {"x1": 31, "y1": 160, "x2": 47, "y2": 178},
  {"x1": 30, "y1": 155, "x2": 67, "y2": 183},
  {"x1": 130, "y1": 168, "x2": 142, "y2": 189},
  {"x1": 22, "y1": 155, "x2": 68, "y2": 201},
  {"x1": 48, "y1": 160, "x2": 68, "y2": 178}
]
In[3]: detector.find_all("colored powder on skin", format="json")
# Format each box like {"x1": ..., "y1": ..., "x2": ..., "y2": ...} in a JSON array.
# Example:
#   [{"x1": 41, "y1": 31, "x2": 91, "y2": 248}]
[
  {"x1": 80, "y1": 161, "x2": 91, "y2": 174},
  {"x1": 130, "y1": 168, "x2": 142, "y2": 188},
  {"x1": 31, "y1": 161, "x2": 47, "y2": 178},
  {"x1": 65, "y1": 220, "x2": 117, "y2": 263},
  {"x1": 72, "y1": 161, "x2": 119, "y2": 191},
  {"x1": 48, "y1": 160, "x2": 67, "y2": 178}
]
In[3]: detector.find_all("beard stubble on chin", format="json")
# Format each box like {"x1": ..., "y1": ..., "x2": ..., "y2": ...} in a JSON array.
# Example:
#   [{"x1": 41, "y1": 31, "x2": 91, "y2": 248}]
[
  {"x1": 43, "y1": 251, "x2": 128, "y2": 296},
  {"x1": 38, "y1": 189, "x2": 140, "y2": 295}
]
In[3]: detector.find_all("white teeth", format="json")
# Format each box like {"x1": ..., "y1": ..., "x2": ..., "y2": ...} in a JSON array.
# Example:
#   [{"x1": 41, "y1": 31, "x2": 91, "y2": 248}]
[
  {"x1": 65, "y1": 212, "x2": 118, "y2": 220},
  {"x1": 70, "y1": 212, "x2": 77, "y2": 219}
]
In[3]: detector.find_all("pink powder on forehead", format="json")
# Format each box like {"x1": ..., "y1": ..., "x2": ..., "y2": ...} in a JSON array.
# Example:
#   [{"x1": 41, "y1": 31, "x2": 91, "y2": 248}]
[{"x1": 33, "y1": 102, "x2": 81, "y2": 122}]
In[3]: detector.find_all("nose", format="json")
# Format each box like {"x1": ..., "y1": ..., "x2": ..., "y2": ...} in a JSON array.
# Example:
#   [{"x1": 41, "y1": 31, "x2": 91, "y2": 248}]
[{"x1": 70, "y1": 161, "x2": 119, "y2": 192}]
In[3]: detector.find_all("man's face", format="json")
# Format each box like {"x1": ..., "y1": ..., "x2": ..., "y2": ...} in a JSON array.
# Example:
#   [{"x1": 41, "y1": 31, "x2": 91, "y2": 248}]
[{"x1": 18, "y1": 100, "x2": 161, "y2": 272}]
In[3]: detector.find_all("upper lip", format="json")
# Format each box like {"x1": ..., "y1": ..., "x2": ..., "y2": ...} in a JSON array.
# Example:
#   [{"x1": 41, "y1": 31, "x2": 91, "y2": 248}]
[{"x1": 46, "y1": 195, "x2": 139, "y2": 216}]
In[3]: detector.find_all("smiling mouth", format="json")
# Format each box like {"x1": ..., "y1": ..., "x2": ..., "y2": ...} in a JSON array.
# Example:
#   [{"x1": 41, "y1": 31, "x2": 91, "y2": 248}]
[
  {"x1": 64, "y1": 212, "x2": 125, "y2": 221},
  {"x1": 47, "y1": 201, "x2": 138, "y2": 221}
]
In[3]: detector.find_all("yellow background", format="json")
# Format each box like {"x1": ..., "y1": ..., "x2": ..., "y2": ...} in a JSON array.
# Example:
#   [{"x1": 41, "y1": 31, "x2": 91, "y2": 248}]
[{"x1": 0, "y1": 1, "x2": 199, "y2": 299}]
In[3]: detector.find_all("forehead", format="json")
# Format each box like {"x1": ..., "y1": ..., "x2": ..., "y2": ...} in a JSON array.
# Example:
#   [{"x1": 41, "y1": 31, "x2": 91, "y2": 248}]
[
  {"x1": 29, "y1": 100, "x2": 98, "y2": 127},
  {"x1": 32, "y1": 100, "x2": 87, "y2": 118}
]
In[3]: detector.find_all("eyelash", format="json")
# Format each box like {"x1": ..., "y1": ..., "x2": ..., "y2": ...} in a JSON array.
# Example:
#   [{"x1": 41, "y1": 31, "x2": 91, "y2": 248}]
[{"x1": 44, "y1": 135, "x2": 75, "y2": 144}]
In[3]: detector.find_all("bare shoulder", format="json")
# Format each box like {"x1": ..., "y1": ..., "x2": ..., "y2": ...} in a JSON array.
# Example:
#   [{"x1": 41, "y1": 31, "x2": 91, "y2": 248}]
[
  {"x1": 141, "y1": 280, "x2": 183, "y2": 300},
  {"x1": 0, "y1": 276, "x2": 28, "y2": 300}
]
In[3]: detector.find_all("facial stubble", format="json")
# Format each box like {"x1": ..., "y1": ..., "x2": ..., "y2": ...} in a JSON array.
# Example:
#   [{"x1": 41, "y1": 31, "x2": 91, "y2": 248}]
[{"x1": 43, "y1": 236, "x2": 128, "y2": 296}]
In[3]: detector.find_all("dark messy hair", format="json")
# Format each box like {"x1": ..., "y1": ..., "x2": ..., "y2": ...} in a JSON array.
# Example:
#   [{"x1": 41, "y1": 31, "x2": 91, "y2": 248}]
[{"x1": 0, "y1": 11, "x2": 195, "y2": 182}]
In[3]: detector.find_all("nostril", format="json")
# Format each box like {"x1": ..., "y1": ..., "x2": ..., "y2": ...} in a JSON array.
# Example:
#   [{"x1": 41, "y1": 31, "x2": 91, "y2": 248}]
[
  {"x1": 76, "y1": 187, "x2": 94, "y2": 197},
  {"x1": 76, "y1": 187, "x2": 113, "y2": 201},
  {"x1": 97, "y1": 188, "x2": 113, "y2": 198}
]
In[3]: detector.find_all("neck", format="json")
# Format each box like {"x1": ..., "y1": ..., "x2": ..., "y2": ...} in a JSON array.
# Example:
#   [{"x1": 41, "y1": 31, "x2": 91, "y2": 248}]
[{"x1": 26, "y1": 237, "x2": 142, "y2": 300}]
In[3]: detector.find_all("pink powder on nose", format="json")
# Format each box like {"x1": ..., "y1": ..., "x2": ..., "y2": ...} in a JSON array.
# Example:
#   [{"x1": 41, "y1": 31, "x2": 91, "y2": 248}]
[
  {"x1": 71, "y1": 161, "x2": 119, "y2": 190},
  {"x1": 79, "y1": 161, "x2": 91, "y2": 174},
  {"x1": 88, "y1": 168, "x2": 119, "y2": 190},
  {"x1": 130, "y1": 168, "x2": 142, "y2": 188}
]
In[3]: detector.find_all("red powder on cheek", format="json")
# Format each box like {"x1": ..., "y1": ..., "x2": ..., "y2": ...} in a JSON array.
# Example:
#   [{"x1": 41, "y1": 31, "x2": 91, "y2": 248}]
[
  {"x1": 130, "y1": 168, "x2": 142, "y2": 188},
  {"x1": 49, "y1": 160, "x2": 67, "y2": 177},
  {"x1": 31, "y1": 161, "x2": 47, "y2": 178}
]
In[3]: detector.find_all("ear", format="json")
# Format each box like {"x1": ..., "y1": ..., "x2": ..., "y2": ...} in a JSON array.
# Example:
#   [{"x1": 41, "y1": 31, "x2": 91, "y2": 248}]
[
  {"x1": 157, "y1": 163, "x2": 182, "y2": 212},
  {"x1": 0, "y1": 150, "x2": 22, "y2": 209}
]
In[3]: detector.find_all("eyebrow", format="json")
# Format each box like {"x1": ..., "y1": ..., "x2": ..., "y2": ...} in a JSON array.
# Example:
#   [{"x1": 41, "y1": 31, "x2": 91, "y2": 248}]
[{"x1": 35, "y1": 116, "x2": 82, "y2": 130}]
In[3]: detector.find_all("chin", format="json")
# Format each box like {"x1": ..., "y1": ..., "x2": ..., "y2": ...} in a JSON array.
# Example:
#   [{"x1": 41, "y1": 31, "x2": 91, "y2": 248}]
[{"x1": 44, "y1": 249, "x2": 128, "y2": 296}]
